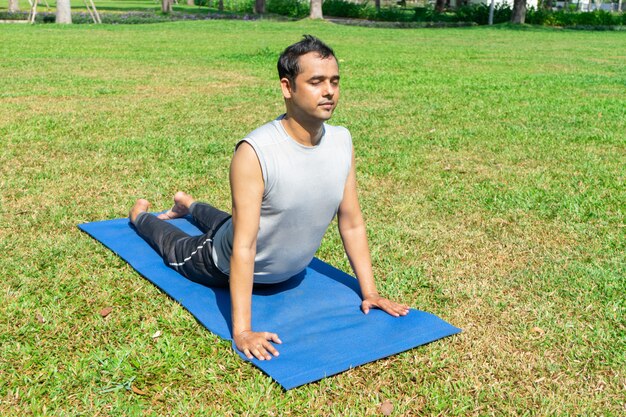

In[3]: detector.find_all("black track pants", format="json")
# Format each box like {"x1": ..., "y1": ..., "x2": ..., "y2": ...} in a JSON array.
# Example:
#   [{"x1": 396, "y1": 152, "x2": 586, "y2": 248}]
[{"x1": 133, "y1": 202, "x2": 230, "y2": 287}]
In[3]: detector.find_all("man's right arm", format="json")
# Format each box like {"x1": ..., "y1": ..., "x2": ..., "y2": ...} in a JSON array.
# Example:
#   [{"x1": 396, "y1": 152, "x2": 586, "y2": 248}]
[{"x1": 229, "y1": 141, "x2": 281, "y2": 361}]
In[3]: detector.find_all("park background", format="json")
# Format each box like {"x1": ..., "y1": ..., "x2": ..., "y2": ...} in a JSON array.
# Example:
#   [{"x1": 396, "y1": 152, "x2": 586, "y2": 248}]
[
  {"x1": 2, "y1": 0, "x2": 626, "y2": 26},
  {"x1": 1, "y1": 4, "x2": 625, "y2": 416}
]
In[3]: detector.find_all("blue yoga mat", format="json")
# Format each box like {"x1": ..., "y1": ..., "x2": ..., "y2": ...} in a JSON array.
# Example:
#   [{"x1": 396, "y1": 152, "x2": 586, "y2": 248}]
[{"x1": 78, "y1": 217, "x2": 460, "y2": 389}]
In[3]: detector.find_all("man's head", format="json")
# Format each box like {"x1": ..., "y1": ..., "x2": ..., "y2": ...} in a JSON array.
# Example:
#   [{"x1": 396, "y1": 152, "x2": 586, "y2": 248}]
[
  {"x1": 278, "y1": 36, "x2": 340, "y2": 125},
  {"x1": 277, "y1": 35, "x2": 337, "y2": 89}
]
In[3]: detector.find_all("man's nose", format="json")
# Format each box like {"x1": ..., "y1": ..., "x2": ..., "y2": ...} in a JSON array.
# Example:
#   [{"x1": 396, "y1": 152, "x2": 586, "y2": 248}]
[{"x1": 323, "y1": 81, "x2": 336, "y2": 96}]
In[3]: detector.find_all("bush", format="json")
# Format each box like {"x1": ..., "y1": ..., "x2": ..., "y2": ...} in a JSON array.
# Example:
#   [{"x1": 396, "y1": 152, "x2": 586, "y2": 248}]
[
  {"x1": 202, "y1": 0, "x2": 626, "y2": 29},
  {"x1": 413, "y1": 6, "x2": 433, "y2": 21},
  {"x1": 365, "y1": 6, "x2": 417, "y2": 22},
  {"x1": 267, "y1": 0, "x2": 309, "y2": 18},
  {"x1": 0, "y1": 10, "x2": 259, "y2": 24},
  {"x1": 322, "y1": 1, "x2": 435, "y2": 22},
  {"x1": 318, "y1": 2, "x2": 513, "y2": 25},
  {"x1": 195, "y1": 0, "x2": 254, "y2": 12},
  {"x1": 222, "y1": 0, "x2": 255, "y2": 13},
  {"x1": 456, "y1": 4, "x2": 512, "y2": 25},
  {"x1": 526, "y1": 9, "x2": 623, "y2": 26},
  {"x1": 322, "y1": 0, "x2": 364, "y2": 19}
]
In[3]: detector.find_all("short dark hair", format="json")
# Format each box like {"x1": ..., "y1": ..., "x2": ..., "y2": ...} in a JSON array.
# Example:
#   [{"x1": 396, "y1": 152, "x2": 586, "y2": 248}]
[{"x1": 277, "y1": 35, "x2": 336, "y2": 86}]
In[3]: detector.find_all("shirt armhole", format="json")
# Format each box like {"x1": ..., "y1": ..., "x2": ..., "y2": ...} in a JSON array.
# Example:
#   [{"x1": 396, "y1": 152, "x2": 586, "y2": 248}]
[{"x1": 236, "y1": 138, "x2": 269, "y2": 196}]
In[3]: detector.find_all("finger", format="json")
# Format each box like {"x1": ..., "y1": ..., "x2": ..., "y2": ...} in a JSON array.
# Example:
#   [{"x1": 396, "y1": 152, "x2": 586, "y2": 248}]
[
  {"x1": 390, "y1": 302, "x2": 408, "y2": 315},
  {"x1": 251, "y1": 346, "x2": 268, "y2": 361},
  {"x1": 387, "y1": 303, "x2": 409, "y2": 317},
  {"x1": 258, "y1": 335, "x2": 280, "y2": 357},
  {"x1": 395, "y1": 306, "x2": 409, "y2": 316},
  {"x1": 243, "y1": 348, "x2": 253, "y2": 360},
  {"x1": 260, "y1": 343, "x2": 276, "y2": 360},
  {"x1": 390, "y1": 307, "x2": 406, "y2": 317},
  {"x1": 263, "y1": 340, "x2": 280, "y2": 357},
  {"x1": 264, "y1": 332, "x2": 282, "y2": 345},
  {"x1": 400, "y1": 304, "x2": 410, "y2": 314},
  {"x1": 385, "y1": 307, "x2": 401, "y2": 317},
  {"x1": 255, "y1": 340, "x2": 277, "y2": 360},
  {"x1": 377, "y1": 300, "x2": 402, "y2": 317}
]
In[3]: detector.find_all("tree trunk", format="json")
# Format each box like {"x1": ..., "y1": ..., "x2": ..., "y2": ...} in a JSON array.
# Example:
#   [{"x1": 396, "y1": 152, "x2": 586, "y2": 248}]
[
  {"x1": 218, "y1": 0, "x2": 224, "y2": 11},
  {"x1": 435, "y1": 0, "x2": 445, "y2": 13},
  {"x1": 510, "y1": 0, "x2": 526, "y2": 24},
  {"x1": 488, "y1": 0, "x2": 495, "y2": 25},
  {"x1": 255, "y1": 0, "x2": 266, "y2": 14},
  {"x1": 8, "y1": 0, "x2": 20, "y2": 13},
  {"x1": 187, "y1": 0, "x2": 195, "y2": 6},
  {"x1": 55, "y1": 0, "x2": 72, "y2": 23},
  {"x1": 162, "y1": 0, "x2": 173, "y2": 13},
  {"x1": 375, "y1": 0, "x2": 380, "y2": 11},
  {"x1": 310, "y1": 0, "x2": 323, "y2": 19}
]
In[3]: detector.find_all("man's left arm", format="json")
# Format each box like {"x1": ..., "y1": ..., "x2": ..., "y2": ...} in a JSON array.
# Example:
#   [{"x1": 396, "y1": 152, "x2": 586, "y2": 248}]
[{"x1": 337, "y1": 148, "x2": 410, "y2": 317}]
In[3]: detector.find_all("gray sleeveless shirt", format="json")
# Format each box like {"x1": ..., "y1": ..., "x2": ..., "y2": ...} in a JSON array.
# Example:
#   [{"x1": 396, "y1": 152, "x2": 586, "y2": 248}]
[{"x1": 212, "y1": 115, "x2": 353, "y2": 284}]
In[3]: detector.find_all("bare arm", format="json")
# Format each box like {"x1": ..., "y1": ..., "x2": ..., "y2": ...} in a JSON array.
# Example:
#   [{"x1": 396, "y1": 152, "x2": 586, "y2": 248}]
[
  {"x1": 230, "y1": 142, "x2": 281, "y2": 360},
  {"x1": 337, "y1": 148, "x2": 409, "y2": 317}
]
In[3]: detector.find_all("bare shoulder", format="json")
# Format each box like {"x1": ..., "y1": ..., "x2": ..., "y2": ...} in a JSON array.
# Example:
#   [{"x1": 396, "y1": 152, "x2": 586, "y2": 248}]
[
  {"x1": 233, "y1": 141, "x2": 258, "y2": 162},
  {"x1": 231, "y1": 142, "x2": 261, "y2": 175},
  {"x1": 230, "y1": 141, "x2": 263, "y2": 195}
]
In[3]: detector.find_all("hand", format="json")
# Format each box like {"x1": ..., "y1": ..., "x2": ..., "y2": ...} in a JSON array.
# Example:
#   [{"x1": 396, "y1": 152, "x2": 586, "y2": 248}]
[
  {"x1": 361, "y1": 294, "x2": 410, "y2": 317},
  {"x1": 234, "y1": 330, "x2": 282, "y2": 361}
]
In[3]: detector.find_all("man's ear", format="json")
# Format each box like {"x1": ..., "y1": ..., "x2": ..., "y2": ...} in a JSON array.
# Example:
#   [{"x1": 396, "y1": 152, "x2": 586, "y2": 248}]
[{"x1": 280, "y1": 77, "x2": 293, "y2": 99}]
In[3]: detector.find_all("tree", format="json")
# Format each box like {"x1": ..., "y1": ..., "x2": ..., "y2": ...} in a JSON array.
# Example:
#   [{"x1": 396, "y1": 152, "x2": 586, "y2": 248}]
[
  {"x1": 56, "y1": 0, "x2": 72, "y2": 23},
  {"x1": 435, "y1": 0, "x2": 446, "y2": 13},
  {"x1": 162, "y1": 0, "x2": 173, "y2": 13},
  {"x1": 255, "y1": 0, "x2": 266, "y2": 14},
  {"x1": 310, "y1": 0, "x2": 323, "y2": 19},
  {"x1": 489, "y1": 0, "x2": 495, "y2": 25},
  {"x1": 8, "y1": 0, "x2": 19, "y2": 13},
  {"x1": 187, "y1": 0, "x2": 195, "y2": 6},
  {"x1": 511, "y1": 0, "x2": 526, "y2": 24}
]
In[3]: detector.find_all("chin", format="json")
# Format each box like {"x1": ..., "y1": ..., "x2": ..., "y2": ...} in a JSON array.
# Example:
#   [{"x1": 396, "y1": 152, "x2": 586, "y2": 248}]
[{"x1": 319, "y1": 110, "x2": 335, "y2": 121}]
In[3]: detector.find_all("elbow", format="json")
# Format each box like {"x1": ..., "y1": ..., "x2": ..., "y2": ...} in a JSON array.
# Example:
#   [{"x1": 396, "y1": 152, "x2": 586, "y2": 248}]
[
  {"x1": 231, "y1": 240, "x2": 257, "y2": 264},
  {"x1": 232, "y1": 243, "x2": 256, "y2": 259},
  {"x1": 338, "y1": 219, "x2": 365, "y2": 238}
]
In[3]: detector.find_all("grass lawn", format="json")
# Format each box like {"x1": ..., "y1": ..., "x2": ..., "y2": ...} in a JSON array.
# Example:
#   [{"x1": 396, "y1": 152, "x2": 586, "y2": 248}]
[{"x1": 0, "y1": 17, "x2": 625, "y2": 416}]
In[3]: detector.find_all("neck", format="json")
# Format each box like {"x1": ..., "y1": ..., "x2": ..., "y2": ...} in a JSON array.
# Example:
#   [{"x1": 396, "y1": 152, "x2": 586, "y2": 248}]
[{"x1": 280, "y1": 113, "x2": 324, "y2": 147}]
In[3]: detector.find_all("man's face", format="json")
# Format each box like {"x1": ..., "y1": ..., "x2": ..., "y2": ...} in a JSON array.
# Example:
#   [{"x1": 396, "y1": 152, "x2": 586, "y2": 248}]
[{"x1": 282, "y1": 52, "x2": 340, "y2": 123}]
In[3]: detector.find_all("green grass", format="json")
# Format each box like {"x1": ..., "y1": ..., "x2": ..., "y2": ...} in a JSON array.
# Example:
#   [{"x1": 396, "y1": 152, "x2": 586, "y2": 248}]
[{"x1": 1, "y1": 19, "x2": 625, "y2": 416}]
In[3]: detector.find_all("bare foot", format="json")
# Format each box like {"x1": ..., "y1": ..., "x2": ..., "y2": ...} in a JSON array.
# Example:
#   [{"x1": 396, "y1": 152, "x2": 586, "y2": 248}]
[
  {"x1": 157, "y1": 191, "x2": 195, "y2": 220},
  {"x1": 129, "y1": 199, "x2": 150, "y2": 224}
]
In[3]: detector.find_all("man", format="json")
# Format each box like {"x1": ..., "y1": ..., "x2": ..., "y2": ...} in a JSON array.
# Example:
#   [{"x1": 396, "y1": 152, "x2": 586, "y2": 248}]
[{"x1": 129, "y1": 35, "x2": 409, "y2": 361}]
